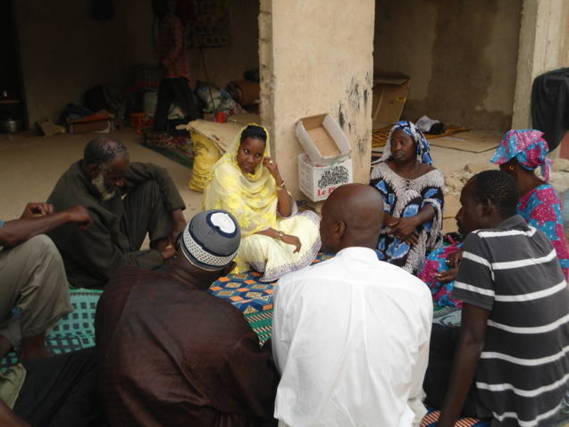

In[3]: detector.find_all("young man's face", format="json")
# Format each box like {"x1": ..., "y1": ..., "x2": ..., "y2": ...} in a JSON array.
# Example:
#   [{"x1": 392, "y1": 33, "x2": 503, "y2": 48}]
[{"x1": 456, "y1": 179, "x2": 485, "y2": 235}]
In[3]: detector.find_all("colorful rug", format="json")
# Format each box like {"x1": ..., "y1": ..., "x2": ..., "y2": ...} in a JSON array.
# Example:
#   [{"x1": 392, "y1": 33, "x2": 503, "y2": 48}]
[
  {"x1": 2, "y1": 289, "x2": 100, "y2": 367},
  {"x1": 209, "y1": 253, "x2": 333, "y2": 315},
  {"x1": 244, "y1": 310, "x2": 272, "y2": 345},
  {"x1": 142, "y1": 142, "x2": 194, "y2": 169},
  {"x1": 1, "y1": 279, "x2": 276, "y2": 368},
  {"x1": 209, "y1": 271, "x2": 273, "y2": 314},
  {"x1": 432, "y1": 306, "x2": 462, "y2": 327},
  {"x1": 421, "y1": 410, "x2": 490, "y2": 426},
  {"x1": 140, "y1": 133, "x2": 194, "y2": 169}
]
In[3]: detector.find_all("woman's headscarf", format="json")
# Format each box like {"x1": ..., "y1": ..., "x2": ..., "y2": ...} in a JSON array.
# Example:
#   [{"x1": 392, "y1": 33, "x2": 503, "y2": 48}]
[
  {"x1": 203, "y1": 124, "x2": 278, "y2": 236},
  {"x1": 379, "y1": 120, "x2": 433, "y2": 165},
  {"x1": 490, "y1": 129, "x2": 552, "y2": 182}
]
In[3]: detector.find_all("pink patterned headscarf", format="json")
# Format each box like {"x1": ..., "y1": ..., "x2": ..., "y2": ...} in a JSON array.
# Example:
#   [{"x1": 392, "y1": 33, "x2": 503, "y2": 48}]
[{"x1": 490, "y1": 129, "x2": 552, "y2": 182}]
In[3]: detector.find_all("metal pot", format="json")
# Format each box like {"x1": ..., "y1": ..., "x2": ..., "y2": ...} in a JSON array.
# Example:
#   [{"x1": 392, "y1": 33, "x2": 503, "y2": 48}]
[{"x1": 0, "y1": 118, "x2": 23, "y2": 134}]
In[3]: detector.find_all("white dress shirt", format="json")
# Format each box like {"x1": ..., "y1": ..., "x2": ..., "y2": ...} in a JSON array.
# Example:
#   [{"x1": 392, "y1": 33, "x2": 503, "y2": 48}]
[{"x1": 272, "y1": 247, "x2": 433, "y2": 427}]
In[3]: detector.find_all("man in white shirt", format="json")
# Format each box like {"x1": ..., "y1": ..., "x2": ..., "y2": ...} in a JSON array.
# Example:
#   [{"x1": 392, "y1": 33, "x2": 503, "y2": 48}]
[{"x1": 272, "y1": 183, "x2": 433, "y2": 427}]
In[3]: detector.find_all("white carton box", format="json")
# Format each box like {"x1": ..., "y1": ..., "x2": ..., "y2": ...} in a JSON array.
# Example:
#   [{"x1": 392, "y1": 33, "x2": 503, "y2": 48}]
[
  {"x1": 298, "y1": 154, "x2": 353, "y2": 202},
  {"x1": 296, "y1": 114, "x2": 351, "y2": 164}
]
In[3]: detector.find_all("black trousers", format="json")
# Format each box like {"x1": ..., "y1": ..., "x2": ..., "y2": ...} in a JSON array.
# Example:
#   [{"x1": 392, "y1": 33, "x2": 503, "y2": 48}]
[
  {"x1": 423, "y1": 324, "x2": 490, "y2": 419},
  {"x1": 14, "y1": 348, "x2": 102, "y2": 427},
  {"x1": 153, "y1": 77, "x2": 200, "y2": 132},
  {"x1": 121, "y1": 180, "x2": 172, "y2": 250}
]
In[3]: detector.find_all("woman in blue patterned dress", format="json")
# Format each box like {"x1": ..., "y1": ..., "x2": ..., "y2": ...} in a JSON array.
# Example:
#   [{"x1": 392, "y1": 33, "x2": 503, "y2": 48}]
[{"x1": 370, "y1": 121, "x2": 444, "y2": 274}]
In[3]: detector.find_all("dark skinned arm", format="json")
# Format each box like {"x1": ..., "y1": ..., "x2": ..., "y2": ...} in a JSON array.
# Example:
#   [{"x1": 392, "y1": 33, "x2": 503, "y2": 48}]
[
  {"x1": 383, "y1": 212, "x2": 396, "y2": 227},
  {"x1": 256, "y1": 228, "x2": 301, "y2": 253},
  {"x1": 0, "y1": 206, "x2": 91, "y2": 248},
  {"x1": 389, "y1": 205, "x2": 436, "y2": 241},
  {"x1": 263, "y1": 158, "x2": 293, "y2": 217},
  {"x1": 438, "y1": 303, "x2": 490, "y2": 426},
  {"x1": 0, "y1": 400, "x2": 29, "y2": 426},
  {"x1": 276, "y1": 186, "x2": 293, "y2": 217}
]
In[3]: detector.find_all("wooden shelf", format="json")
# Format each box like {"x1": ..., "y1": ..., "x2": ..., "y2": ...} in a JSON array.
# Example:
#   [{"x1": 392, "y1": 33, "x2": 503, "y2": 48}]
[{"x1": 0, "y1": 99, "x2": 22, "y2": 105}]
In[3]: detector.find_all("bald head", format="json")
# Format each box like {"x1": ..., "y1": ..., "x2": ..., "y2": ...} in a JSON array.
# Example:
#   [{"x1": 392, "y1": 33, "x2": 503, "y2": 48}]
[{"x1": 320, "y1": 184, "x2": 384, "y2": 253}]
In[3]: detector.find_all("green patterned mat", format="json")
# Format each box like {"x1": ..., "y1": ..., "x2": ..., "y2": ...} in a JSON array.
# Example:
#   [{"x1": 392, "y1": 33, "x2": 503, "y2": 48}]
[
  {"x1": 2, "y1": 289, "x2": 100, "y2": 367},
  {"x1": 244, "y1": 310, "x2": 272, "y2": 345}
]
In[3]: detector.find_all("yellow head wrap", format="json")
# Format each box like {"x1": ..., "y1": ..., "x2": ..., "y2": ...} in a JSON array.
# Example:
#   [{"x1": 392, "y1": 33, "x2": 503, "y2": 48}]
[{"x1": 203, "y1": 124, "x2": 278, "y2": 236}]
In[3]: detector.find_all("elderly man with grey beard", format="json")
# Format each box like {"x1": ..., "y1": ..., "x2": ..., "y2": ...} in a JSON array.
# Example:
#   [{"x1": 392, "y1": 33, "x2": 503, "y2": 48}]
[{"x1": 47, "y1": 136, "x2": 186, "y2": 289}]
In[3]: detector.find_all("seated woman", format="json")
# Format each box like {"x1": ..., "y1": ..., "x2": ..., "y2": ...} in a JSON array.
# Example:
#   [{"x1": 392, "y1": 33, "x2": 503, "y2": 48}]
[
  {"x1": 493, "y1": 129, "x2": 569, "y2": 276},
  {"x1": 370, "y1": 121, "x2": 444, "y2": 274},
  {"x1": 420, "y1": 129, "x2": 569, "y2": 308},
  {"x1": 203, "y1": 124, "x2": 320, "y2": 282}
]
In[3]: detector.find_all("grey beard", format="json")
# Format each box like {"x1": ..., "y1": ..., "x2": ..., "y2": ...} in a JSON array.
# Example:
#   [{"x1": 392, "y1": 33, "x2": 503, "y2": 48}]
[{"x1": 92, "y1": 174, "x2": 116, "y2": 201}]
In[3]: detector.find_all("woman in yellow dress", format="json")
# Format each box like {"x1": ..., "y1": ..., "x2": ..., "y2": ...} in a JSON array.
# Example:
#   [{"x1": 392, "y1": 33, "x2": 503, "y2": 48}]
[{"x1": 203, "y1": 124, "x2": 321, "y2": 282}]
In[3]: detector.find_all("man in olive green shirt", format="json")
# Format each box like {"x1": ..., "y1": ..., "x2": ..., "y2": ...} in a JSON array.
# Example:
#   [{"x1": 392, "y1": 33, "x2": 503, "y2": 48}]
[{"x1": 48, "y1": 136, "x2": 186, "y2": 288}]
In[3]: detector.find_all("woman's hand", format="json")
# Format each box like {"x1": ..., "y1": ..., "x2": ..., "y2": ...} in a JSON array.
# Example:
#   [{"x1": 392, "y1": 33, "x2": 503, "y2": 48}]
[
  {"x1": 389, "y1": 216, "x2": 420, "y2": 241},
  {"x1": 436, "y1": 250, "x2": 463, "y2": 283},
  {"x1": 280, "y1": 234, "x2": 302, "y2": 253},
  {"x1": 263, "y1": 157, "x2": 282, "y2": 183},
  {"x1": 404, "y1": 232, "x2": 419, "y2": 246}
]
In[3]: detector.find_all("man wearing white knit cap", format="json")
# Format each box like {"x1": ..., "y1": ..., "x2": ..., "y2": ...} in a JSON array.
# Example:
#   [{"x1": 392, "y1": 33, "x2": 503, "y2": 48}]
[{"x1": 97, "y1": 210, "x2": 279, "y2": 426}]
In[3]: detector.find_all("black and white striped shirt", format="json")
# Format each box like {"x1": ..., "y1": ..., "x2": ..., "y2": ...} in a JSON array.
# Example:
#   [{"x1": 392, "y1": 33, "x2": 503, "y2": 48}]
[{"x1": 453, "y1": 215, "x2": 569, "y2": 427}]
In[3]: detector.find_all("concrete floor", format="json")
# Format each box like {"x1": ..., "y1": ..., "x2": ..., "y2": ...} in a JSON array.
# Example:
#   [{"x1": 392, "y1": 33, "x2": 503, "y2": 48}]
[
  {"x1": 0, "y1": 129, "x2": 203, "y2": 220},
  {"x1": 0, "y1": 128, "x2": 499, "y2": 222}
]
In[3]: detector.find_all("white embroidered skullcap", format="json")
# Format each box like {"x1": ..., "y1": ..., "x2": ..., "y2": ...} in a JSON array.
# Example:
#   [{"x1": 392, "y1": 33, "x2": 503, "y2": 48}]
[{"x1": 179, "y1": 210, "x2": 241, "y2": 271}]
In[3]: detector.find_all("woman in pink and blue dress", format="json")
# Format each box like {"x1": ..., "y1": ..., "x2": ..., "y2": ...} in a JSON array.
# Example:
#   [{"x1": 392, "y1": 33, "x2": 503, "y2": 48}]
[{"x1": 419, "y1": 129, "x2": 569, "y2": 309}]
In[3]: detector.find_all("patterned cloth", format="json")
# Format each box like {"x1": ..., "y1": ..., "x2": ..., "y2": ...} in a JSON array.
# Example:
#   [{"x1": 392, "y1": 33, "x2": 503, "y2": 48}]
[
  {"x1": 243, "y1": 310, "x2": 272, "y2": 345},
  {"x1": 209, "y1": 271, "x2": 274, "y2": 314},
  {"x1": 210, "y1": 253, "x2": 333, "y2": 315},
  {"x1": 421, "y1": 409, "x2": 489, "y2": 427},
  {"x1": 518, "y1": 184, "x2": 569, "y2": 278},
  {"x1": 158, "y1": 13, "x2": 191, "y2": 79},
  {"x1": 432, "y1": 306, "x2": 462, "y2": 327},
  {"x1": 370, "y1": 167, "x2": 444, "y2": 274},
  {"x1": 490, "y1": 129, "x2": 552, "y2": 181},
  {"x1": 418, "y1": 241, "x2": 464, "y2": 309}
]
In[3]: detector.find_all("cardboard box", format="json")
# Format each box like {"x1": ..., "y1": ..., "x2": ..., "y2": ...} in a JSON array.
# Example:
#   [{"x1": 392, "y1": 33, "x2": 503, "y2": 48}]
[
  {"x1": 298, "y1": 153, "x2": 353, "y2": 202},
  {"x1": 372, "y1": 73, "x2": 410, "y2": 130},
  {"x1": 296, "y1": 114, "x2": 351, "y2": 165}
]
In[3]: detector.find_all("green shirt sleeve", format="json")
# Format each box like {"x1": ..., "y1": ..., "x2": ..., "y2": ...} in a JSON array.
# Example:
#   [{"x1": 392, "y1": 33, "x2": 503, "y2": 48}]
[{"x1": 125, "y1": 162, "x2": 185, "y2": 212}]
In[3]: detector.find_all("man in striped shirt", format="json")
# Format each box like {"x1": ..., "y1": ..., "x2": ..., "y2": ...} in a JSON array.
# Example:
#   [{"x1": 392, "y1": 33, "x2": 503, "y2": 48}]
[{"x1": 426, "y1": 170, "x2": 569, "y2": 426}]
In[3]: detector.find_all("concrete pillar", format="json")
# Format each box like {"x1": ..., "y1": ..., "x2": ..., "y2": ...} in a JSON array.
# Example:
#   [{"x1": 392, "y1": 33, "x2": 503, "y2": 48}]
[
  {"x1": 512, "y1": 0, "x2": 569, "y2": 130},
  {"x1": 259, "y1": 0, "x2": 375, "y2": 198}
]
